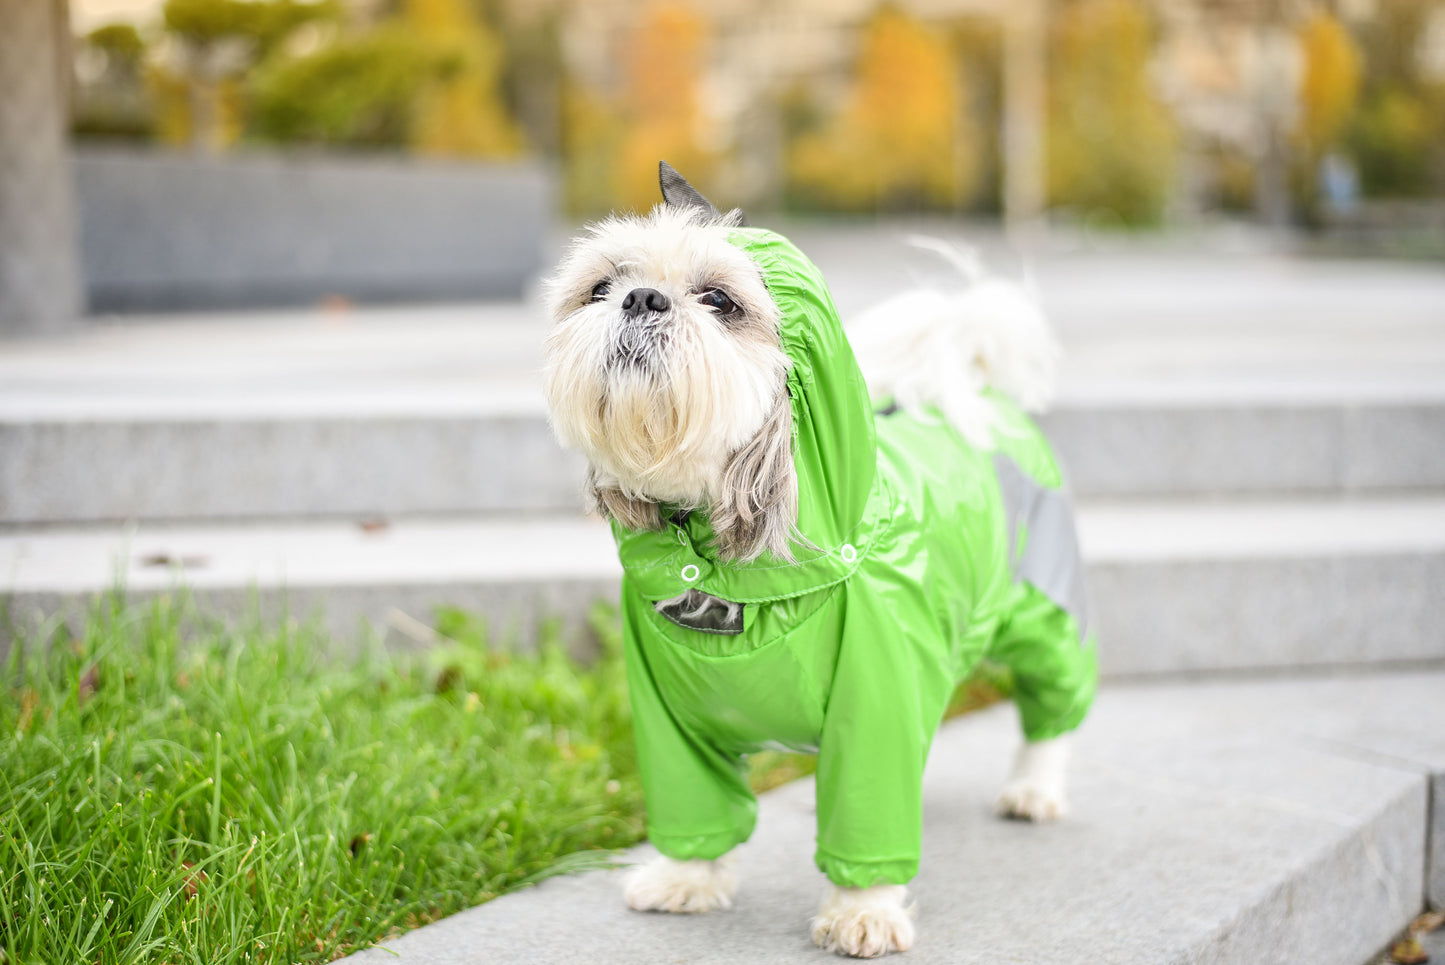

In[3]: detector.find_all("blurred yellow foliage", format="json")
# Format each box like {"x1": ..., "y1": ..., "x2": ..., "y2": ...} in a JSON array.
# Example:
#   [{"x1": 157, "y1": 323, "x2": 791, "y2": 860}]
[
  {"x1": 1047, "y1": 0, "x2": 1177, "y2": 224},
  {"x1": 405, "y1": 0, "x2": 523, "y2": 159},
  {"x1": 611, "y1": 2, "x2": 715, "y2": 213},
  {"x1": 147, "y1": 67, "x2": 245, "y2": 151},
  {"x1": 561, "y1": 79, "x2": 624, "y2": 217},
  {"x1": 789, "y1": 7, "x2": 972, "y2": 211},
  {"x1": 1296, "y1": 11, "x2": 1362, "y2": 155}
]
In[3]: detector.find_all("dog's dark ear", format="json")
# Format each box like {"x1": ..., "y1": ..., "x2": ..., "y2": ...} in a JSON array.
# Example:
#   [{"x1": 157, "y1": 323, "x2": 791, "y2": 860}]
[
  {"x1": 587, "y1": 467, "x2": 662, "y2": 532},
  {"x1": 658, "y1": 160, "x2": 748, "y2": 226}
]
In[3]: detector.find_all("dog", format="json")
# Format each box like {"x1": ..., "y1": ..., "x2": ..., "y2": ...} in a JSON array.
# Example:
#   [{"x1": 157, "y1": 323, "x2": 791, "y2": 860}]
[{"x1": 541, "y1": 162, "x2": 1097, "y2": 958}]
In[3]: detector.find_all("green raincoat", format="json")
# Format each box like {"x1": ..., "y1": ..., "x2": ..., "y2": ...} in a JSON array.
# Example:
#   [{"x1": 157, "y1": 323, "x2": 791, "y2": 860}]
[{"x1": 612, "y1": 227, "x2": 1097, "y2": 889}]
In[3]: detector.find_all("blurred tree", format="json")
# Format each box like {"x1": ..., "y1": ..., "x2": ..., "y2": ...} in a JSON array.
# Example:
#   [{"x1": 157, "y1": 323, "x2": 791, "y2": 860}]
[
  {"x1": 788, "y1": 6, "x2": 974, "y2": 212},
  {"x1": 162, "y1": 0, "x2": 336, "y2": 57},
  {"x1": 249, "y1": 25, "x2": 443, "y2": 146},
  {"x1": 1292, "y1": 11, "x2": 1363, "y2": 218},
  {"x1": 1350, "y1": 86, "x2": 1436, "y2": 194},
  {"x1": 151, "y1": 0, "x2": 340, "y2": 151},
  {"x1": 1345, "y1": 0, "x2": 1445, "y2": 196},
  {"x1": 405, "y1": 0, "x2": 522, "y2": 158},
  {"x1": 609, "y1": 1, "x2": 714, "y2": 214},
  {"x1": 86, "y1": 22, "x2": 147, "y2": 62},
  {"x1": 560, "y1": 77, "x2": 625, "y2": 217},
  {"x1": 485, "y1": 1, "x2": 566, "y2": 156},
  {"x1": 949, "y1": 17, "x2": 1004, "y2": 215},
  {"x1": 1046, "y1": 0, "x2": 1177, "y2": 225},
  {"x1": 1296, "y1": 11, "x2": 1362, "y2": 154},
  {"x1": 248, "y1": 0, "x2": 522, "y2": 158},
  {"x1": 73, "y1": 23, "x2": 154, "y2": 139}
]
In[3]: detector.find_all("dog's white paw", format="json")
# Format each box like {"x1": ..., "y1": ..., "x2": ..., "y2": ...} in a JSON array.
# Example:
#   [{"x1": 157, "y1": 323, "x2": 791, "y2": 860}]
[
  {"x1": 624, "y1": 854, "x2": 736, "y2": 913},
  {"x1": 811, "y1": 884, "x2": 915, "y2": 958},
  {"x1": 995, "y1": 779, "x2": 1068, "y2": 821},
  {"x1": 995, "y1": 735, "x2": 1070, "y2": 822}
]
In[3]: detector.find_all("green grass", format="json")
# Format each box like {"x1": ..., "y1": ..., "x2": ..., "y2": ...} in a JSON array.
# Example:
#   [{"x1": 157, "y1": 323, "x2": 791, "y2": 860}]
[
  {"x1": 0, "y1": 597, "x2": 643, "y2": 964},
  {"x1": 0, "y1": 596, "x2": 1005, "y2": 964}
]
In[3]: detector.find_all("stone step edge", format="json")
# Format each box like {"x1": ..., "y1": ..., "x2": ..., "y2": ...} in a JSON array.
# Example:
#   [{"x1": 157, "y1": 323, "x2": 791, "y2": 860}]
[
  {"x1": 5, "y1": 499, "x2": 1444, "y2": 677},
  {"x1": 5, "y1": 388, "x2": 1444, "y2": 422},
  {"x1": 333, "y1": 673, "x2": 1443, "y2": 964},
  {"x1": 4, "y1": 497, "x2": 1445, "y2": 595}
]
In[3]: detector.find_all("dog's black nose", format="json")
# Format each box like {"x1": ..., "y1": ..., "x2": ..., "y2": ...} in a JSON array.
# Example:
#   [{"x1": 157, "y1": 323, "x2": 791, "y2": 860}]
[{"x1": 621, "y1": 288, "x2": 670, "y2": 319}]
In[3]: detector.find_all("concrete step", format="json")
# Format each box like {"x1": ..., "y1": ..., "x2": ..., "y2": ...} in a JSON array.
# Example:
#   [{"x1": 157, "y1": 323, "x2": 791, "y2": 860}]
[
  {"x1": 336, "y1": 671, "x2": 1444, "y2": 964},
  {"x1": 4, "y1": 498, "x2": 1444, "y2": 677},
  {"x1": 4, "y1": 284, "x2": 1444, "y2": 524},
  {"x1": 6, "y1": 388, "x2": 1445, "y2": 524}
]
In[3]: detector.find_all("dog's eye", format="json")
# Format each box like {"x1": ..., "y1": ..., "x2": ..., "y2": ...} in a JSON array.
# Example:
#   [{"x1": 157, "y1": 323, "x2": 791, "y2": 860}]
[
  {"x1": 698, "y1": 289, "x2": 737, "y2": 316},
  {"x1": 589, "y1": 281, "x2": 611, "y2": 303}
]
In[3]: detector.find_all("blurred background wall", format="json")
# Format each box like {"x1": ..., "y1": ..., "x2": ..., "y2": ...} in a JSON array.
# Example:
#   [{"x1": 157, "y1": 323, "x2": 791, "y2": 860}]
[{"x1": 32, "y1": 0, "x2": 1445, "y2": 311}]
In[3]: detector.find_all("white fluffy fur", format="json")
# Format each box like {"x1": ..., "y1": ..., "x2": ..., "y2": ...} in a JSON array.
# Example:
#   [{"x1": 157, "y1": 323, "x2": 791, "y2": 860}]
[
  {"x1": 995, "y1": 735, "x2": 1071, "y2": 821},
  {"x1": 543, "y1": 206, "x2": 788, "y2": 512},
  {"x1": 847, "y1": 242, "x2": 1060, "y2": 447},
  {"x1": 624, "y1": 854, "x2": 737, "y2": 914},
  {"x1": 811, "y1": 884, "x2": 916, "y2": 958}
]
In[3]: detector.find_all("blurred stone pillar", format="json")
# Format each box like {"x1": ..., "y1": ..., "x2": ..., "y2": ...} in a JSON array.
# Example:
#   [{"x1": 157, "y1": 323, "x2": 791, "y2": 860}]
[
  {"x1": 0, "y1": 0, "x2": 84, "y2": 336},
  {"x1": 1002, "y1": 0, "x2": 1047, "y2": 239}
]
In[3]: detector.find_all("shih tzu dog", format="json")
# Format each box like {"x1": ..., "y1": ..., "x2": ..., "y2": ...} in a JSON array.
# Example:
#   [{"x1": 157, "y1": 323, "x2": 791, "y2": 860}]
[{"x1": 541, "y1": 162, "x2": 1096, "y2": 958}]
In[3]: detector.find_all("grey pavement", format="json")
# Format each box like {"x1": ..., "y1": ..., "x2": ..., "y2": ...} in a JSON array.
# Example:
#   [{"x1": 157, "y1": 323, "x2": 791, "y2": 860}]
[
  {"x1": 8, "y1": 242, "x2": 1445, "y2": 413},
  {"x1": 340, "y1": 671, "x2": 1444, "y2": 965}
]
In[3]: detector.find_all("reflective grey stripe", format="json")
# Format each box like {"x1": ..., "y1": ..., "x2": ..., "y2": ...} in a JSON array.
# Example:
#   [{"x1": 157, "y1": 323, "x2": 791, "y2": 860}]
[{"x1": 992, "y1": 453, "x2": 1090, "y2": 643}]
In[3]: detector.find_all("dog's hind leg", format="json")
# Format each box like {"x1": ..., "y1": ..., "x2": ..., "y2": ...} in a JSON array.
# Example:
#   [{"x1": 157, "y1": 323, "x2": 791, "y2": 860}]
[
  {"x1": 985, "y1": 583, "x2": 1097, "y2": 822},
  {"x1": 996, "y1": 734, "x2": 1070, "y2": 821}
]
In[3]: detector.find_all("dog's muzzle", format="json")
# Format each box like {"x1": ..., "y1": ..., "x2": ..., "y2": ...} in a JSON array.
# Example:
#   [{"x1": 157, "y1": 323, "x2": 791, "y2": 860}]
[{"x1": 610, "y1": 308, "x2": 670, "y2": 369}]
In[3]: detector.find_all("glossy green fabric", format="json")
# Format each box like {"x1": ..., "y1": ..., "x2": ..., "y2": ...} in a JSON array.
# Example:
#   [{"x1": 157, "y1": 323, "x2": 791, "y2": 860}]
[{"x1": 613, "y1": 227, "x2": 1096, "y2": 888}]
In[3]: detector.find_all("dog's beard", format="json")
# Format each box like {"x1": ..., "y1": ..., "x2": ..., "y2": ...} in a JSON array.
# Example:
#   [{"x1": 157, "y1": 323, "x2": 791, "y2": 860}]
[{"x1": 543, "y1": 206, "x2": 798, "y2": 561}]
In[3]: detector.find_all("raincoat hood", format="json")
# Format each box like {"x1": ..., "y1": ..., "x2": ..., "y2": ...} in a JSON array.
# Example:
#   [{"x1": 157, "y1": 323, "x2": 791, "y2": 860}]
[{"x1": 611, "y1": 227, "x2": 893, "y2": 605}]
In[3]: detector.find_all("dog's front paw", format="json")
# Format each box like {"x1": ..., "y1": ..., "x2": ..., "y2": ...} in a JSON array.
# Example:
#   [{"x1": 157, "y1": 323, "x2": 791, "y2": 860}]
[
  {"x1": 995, "y1": 735, "x2": 1070, "y2": 822},
  {"x1": 994, "y1": 778, "x2": 1068, "y2": 821},
  {"x1": 811, "y1": 884, "x2": 915, "y2": 958},
  {"x1": 624, "y1": 855, "x2": 736, "y2": 913}
]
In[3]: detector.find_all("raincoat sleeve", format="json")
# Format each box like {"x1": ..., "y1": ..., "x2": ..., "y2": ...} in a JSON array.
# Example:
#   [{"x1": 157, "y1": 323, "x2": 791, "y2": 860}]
[
  {"x1": 813, "y1": 585, "x2": 952, "y2": 889},
  {"x1": 621, "y1": 585, "x2": 758, "y2": 861}
]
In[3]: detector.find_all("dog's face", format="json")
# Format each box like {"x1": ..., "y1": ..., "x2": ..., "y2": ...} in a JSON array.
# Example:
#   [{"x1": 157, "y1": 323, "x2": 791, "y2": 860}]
[{"x1": 542, "y1": 200, "x2": 797, "y2": 563}]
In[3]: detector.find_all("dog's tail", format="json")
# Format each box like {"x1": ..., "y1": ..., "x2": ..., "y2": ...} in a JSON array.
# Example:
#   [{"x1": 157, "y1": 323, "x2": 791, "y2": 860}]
[{"x1": 845, "y1": 239, "x2": 1059, "y2": 447}]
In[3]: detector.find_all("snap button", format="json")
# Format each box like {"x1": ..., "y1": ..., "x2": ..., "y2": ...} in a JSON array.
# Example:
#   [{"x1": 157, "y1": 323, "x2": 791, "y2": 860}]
[
  {"x1": 680, "y1": 563, "x2": 700, "y2": 582},
  {"x1": 676, "y1": 528, "x2": 688, "y2": 545},
  {"x1": 839, "y1": 543, "x2": 857, "y2": 563}
]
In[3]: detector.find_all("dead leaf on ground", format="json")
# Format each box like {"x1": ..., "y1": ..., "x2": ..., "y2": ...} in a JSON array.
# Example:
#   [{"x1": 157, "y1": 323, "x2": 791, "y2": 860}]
[
  {"x1": 138, "y1": 553, "x2": 209, "y2": 569},
  {"x1": 78, "y1": 665, "x2": 101, "y2": 705},
  {"x1": 318, "y1": 294, "x2": 353, "y2": 314},
  {"x1": 434, "y1": 665, "x2": 463, "y2": 693},
  {"x1": 181, "y1": 861, "x2": 207, "y2": 899},
  {"x1": 1391, "y1": 937, "x2": 1429, "y2": 964},
  {"x1": 16, "y1": 688, "x2": 39, "y2": 731},
  {"x1": 1414, "y1": 911, "x2": 1445, "y2": 934},
  {"x1": 358, "y1": 517, "x2": 390, "y2": 534}
]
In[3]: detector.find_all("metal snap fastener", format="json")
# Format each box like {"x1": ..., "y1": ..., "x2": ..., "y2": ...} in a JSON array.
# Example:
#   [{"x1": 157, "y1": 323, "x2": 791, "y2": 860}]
[
  {"x1": 680, "y1": 563, "x2": 700, "y2": 582},
  {"x1": 676, "y1": 529, "x2": 688, "y2": 545},
  {"x1": 839, "y1": 543, "x2": 857, "y2": 563}
]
